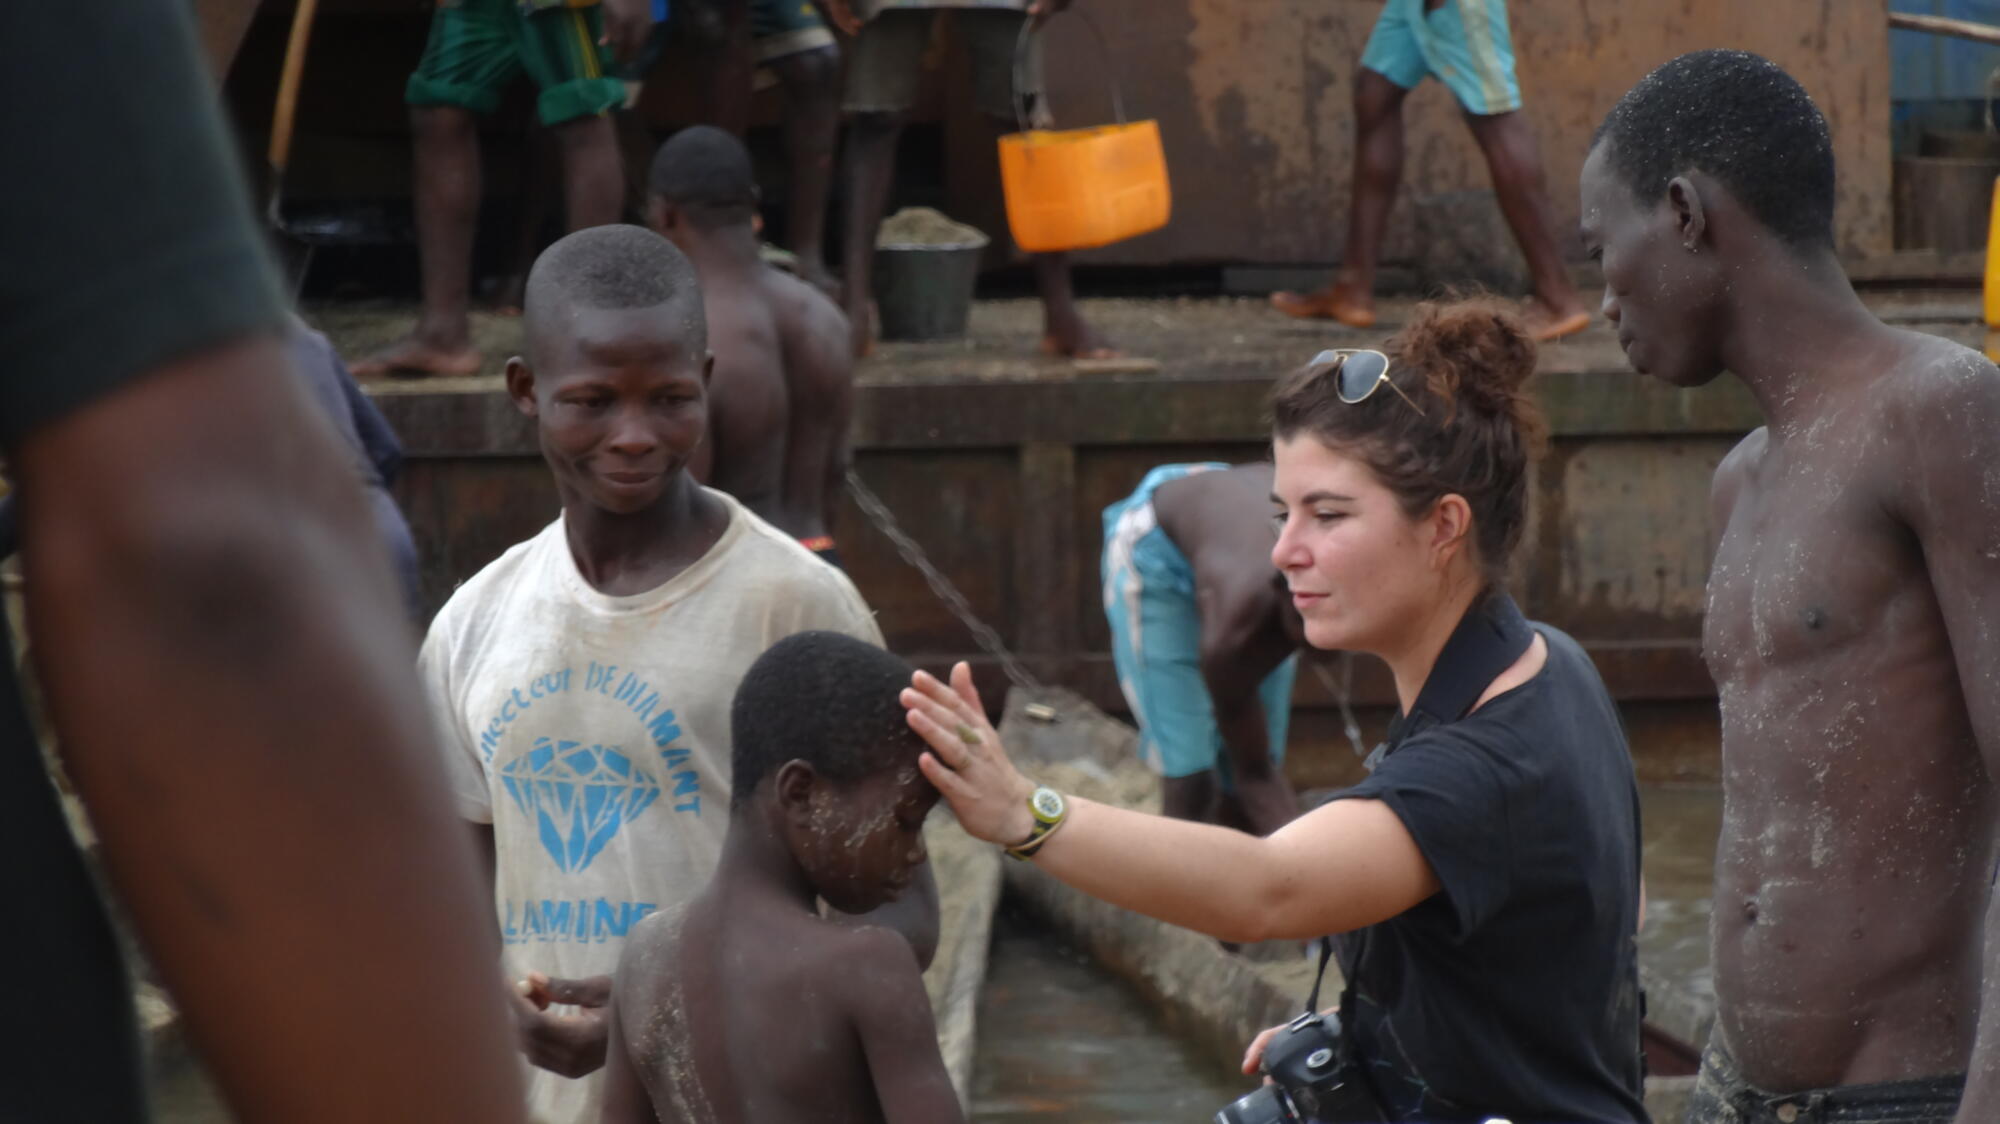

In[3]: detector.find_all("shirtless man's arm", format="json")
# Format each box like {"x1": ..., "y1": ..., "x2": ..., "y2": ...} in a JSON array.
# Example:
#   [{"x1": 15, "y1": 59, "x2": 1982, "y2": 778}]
[
  {"x1": 20, "y1": 339, "x2": 525, "y2": 1122},
  {"x1": 842, "y1": 924, "x2": 966, "y2": 1123},
  {"x1": 1891, "y1": 360, "x2": 2000, "y2": 1122},
  {"x1": 1195, "y1": 575, "x2": 1299, "y2": 836}
]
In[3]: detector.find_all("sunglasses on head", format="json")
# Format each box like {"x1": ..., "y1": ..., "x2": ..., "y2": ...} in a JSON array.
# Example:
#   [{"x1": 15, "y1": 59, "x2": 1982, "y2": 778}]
[{"x1": 1310, "y1": 348, "x2": 1423, "y2": 414}]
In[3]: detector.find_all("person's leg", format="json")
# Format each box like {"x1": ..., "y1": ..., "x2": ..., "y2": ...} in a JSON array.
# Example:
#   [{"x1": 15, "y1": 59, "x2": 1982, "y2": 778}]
[
  {"x1": 352, "y1": 105, "x2": 485, "y2": 378},
  {"x1": 841, "y1": 11, "x2": 930, "y2": 357},
  {"x1": 702, "y1": 0, "x2": 756, "y2": 134},
  {"x1": 356, "y1": 0, "x2": 518, "y2": 378},
  {"x1": 552, "y1": 113, "x2": 624, "y2": 230},
  {"x1": 1270, "y1": 68, "x2": 1408, "y2": 325},
  {"x1": 519, "y1": 1, "x2": 630, "y2": 231},
  {"x1": 1418, "y1": 0, "x2": 1586, "y2": 340},
  {"x1": 1162, "y1": 772, "x2": 1220, "y2": 824},
  {"x1": 1462, "y1": 109, "x2": 1588, "y2": 338},
  {"x1": 1029, "y1": 249, "x2": 1115, "y2": 358},
  {"x1": 962, "y1": 10, "x2": 1115, "y2": 357},
  {"x1": 1271, "y1": 0, "x2": 1423, "y2": 323},
  {"x1": 842, "y1": 111, "x2": 902, "y2": 358},
  {"x1": 768, "y1": 46, "x2": 842, "y2": 294}
]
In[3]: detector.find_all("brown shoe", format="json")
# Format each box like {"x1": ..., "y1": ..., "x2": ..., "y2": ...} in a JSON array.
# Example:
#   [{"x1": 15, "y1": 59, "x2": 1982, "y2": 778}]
[
  {"x1": 1525, "y1": 305, "x2": 1592, "y2": 342},
  {"x1": 1269, "y1": 283, "x2": 1376, "y2": 327}
]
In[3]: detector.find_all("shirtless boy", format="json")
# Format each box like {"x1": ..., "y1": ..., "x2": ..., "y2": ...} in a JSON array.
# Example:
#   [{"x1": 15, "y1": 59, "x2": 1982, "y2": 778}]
[
  {"x1": 648, "y1": 126, "x2": 855, "y2": 567},
  {"x1": 1103, "y1": 463, "x2": 1305, "y2": 836},
  {"x1": 1582, "y1": 51, "x2": 2000, "y2": 1123},
  {"x1": 602, "y1": 631, "x2": 961, "y2": 1124}
]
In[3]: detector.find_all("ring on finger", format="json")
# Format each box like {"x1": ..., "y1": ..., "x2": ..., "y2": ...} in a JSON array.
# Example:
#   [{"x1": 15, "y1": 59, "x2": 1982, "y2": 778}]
[{"x1": 955, "y1": 723, "x2": 982, "y2": 747}]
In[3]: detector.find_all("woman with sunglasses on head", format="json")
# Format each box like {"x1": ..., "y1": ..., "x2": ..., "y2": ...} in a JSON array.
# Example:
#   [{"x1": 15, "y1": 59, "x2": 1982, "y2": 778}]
[{"x1": 904, "y1": 299, "x2": 1648, "y2": 1124}]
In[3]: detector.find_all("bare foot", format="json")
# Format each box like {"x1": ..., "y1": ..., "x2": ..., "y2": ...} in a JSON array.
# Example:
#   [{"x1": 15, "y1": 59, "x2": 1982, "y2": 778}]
[
  {"x1": 350, "y1": 336, "x2": 483, "y2": 381},
  {"x1": 1269, "y1": 281, "x2": 1375, "y2": 327},
  {"x1": 1523, "y1": 298, "x2": 1592, "y2": 342},
  {"x1": 1039, "y1": 321, "x2": 1120, "y2": 360},
  {"x1": 491, "y1": 273, "x2": 527, "y2": 318}
]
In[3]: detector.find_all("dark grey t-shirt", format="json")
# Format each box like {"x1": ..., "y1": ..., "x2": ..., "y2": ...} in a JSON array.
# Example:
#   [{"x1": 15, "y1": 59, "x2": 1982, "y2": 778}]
[
  {"x1": 1332, "y1": 626, "x2": 1649, "y2": 1124},
  {"x1": 1, "y1": 4, "x2": 285, "y2": 1120}
]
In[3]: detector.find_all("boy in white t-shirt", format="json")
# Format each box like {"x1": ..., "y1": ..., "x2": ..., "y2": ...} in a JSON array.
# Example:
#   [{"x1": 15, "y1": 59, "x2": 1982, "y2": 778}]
[{"x1": 419, "y1": 225, "x2": 934, "y2": 1124}]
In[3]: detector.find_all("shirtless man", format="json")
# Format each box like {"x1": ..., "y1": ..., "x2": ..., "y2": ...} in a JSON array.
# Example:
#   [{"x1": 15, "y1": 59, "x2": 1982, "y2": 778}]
[
  {"x1": 1102, "y1": 462, "x2": 1305, "y2": 836},
  {"x1": 602, "y1": 631, "x2": 960, "y2": 1124},
  {"x1": 1581, "y1": 51, "x2": 2000, "y2": 1123},
  {"x1": 648, "y1": 126, "x2": 855, "y2": 567}
]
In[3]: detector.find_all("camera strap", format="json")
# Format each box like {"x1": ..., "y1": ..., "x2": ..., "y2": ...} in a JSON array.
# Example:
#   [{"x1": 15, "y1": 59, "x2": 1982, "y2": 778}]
[
  {"x1": 1307, "y1": 590, "x2": 1536, "y2": 1014},
  {"x1": 1361, "y1": 590, "x2": 1535, "y2": 772}
]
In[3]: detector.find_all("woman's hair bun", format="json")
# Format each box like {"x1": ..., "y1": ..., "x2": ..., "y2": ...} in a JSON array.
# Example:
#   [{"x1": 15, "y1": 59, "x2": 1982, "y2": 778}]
[{"x1": 1392, "y1": 297, "x2": 1540, "y2": 426}]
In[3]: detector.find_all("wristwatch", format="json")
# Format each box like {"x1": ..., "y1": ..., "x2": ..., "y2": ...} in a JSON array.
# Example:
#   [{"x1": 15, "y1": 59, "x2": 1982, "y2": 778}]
[{"x1": 1004, "y1": 786, "x2": 1068, "y2": 861}]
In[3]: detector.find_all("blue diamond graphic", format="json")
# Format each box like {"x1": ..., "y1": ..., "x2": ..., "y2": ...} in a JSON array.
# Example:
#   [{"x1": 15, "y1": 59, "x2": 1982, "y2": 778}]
[{"x1": 499, "y1": 738, "x2": 661, "y2": 872}]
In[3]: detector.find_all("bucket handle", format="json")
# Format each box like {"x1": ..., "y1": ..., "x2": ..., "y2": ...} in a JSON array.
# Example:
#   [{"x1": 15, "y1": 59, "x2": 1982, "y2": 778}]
[{"x1": 1013, "y1": 7, "x2": 1126, "y2": 135}]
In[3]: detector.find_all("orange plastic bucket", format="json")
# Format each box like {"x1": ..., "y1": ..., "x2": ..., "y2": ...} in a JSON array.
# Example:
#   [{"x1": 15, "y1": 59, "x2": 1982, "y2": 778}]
[{"x1": 998, "y1": 15, "x2": 1171, "y2": 254}]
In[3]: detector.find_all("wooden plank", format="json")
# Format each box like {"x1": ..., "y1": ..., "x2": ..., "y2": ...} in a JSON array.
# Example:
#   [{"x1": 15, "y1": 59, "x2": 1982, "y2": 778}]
[{"x1": 1890, "y1": 10, "x2": 2000, "y2": 48}]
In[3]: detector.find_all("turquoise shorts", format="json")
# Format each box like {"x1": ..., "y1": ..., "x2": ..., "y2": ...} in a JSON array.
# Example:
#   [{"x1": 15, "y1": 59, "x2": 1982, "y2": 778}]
[
  {"x1": 1360, "y1": 0, "x2": 1523, "y2": 117},
  {"x1": 1102, "y1": 464, "x2": 1297, "y2": 781}
]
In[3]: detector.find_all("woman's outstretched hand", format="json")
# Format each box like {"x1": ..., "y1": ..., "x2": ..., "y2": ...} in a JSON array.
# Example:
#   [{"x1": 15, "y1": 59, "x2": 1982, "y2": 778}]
[{"x1": 902, "y1": 662, "x2": 1038, "y2": 846}]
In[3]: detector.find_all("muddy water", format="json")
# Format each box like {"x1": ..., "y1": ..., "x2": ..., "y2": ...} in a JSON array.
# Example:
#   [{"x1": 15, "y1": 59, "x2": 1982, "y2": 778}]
[
  {"x1": 972, "y1": 908, "x2": 1256, "y2": 1122},
  {"x1": 1638, "y1": 786, "x2": 1722, "y2": 1009}
]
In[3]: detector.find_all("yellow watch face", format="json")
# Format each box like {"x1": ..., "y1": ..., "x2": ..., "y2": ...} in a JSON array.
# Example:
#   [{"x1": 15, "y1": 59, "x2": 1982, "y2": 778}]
[{"x1": 1030, "y1": 787, "x2": 1065, "y2": 823}]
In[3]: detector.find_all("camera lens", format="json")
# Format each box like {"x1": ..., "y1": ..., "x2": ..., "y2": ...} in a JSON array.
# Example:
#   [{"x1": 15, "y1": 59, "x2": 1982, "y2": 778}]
[{"x1": 1214, "y1": 1084, "x2": 1297, "y2": 1124}]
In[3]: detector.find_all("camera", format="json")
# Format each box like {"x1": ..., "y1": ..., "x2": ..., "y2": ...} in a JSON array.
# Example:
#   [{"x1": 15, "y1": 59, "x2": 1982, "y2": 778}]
[{"x1": 1214, "y1": 1010, "x2": 1382, "y2": 1124}]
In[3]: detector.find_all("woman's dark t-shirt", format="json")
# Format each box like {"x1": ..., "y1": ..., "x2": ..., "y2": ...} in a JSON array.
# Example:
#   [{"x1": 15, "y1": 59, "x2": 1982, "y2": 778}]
[{"x1": 1330, "y1": 626, "x2": 1649, "y2": 1124}]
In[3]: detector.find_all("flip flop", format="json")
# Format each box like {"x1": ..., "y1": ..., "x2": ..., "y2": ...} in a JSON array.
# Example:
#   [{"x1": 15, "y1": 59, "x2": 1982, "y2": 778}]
[
  {"x1": 1038, "y1": 335, "x2": 1123, "y2": 360},
  {"x1": 1529, "y1": 309, "x2": 1593, "y2": 342},
  {"x1": 1269, "y1": 285, "x2": 1376, "y2": 327}
]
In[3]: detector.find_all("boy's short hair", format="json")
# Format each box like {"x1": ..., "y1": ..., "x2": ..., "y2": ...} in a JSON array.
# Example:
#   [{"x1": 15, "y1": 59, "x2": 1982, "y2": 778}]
[
  {"x1": 1593, "y1": 49, "x2": 1835, "y2": 250},
  {"x1": 649, "y1": 125, "x2": 760, "y2": 231},
  {"x1": 523, "y1": 224, "x2": 705, "y2": 360},
  {"x1": 730, "y1": 632, "x2": 929, "y2": 809}
]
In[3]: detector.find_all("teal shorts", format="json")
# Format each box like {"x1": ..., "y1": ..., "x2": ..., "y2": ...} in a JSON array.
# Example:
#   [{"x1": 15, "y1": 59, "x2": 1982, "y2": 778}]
[
  {"x1": 407, "y1": 0, "x2": 627, "y2": 126},
  {"x1": 1102, "y1": 464, "x2": 1297, "y2": 781},
  {"x1": 1360, "y1": 0, "x2": 1523, "y2": 117}
]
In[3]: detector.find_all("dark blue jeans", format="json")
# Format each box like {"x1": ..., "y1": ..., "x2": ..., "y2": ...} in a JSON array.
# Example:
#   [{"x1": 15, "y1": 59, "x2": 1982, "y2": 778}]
[{"x1": 1686, "y1": 1035, "x2": 1964, "y2": 1124}]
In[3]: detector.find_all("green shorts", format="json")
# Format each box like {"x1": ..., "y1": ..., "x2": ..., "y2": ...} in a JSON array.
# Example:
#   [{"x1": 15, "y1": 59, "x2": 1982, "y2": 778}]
[
  {"x1": 406, "y1": 0, "x2": 627, "y2": 126},
  {"x1": 844, "y1": 8, "x2": 1042, "y2": 122}
]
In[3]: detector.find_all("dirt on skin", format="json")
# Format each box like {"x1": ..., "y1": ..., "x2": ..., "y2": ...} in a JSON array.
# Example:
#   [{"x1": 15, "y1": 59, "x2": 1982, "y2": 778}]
[{"x1": 876, "y1": 207, "x2": 989, "y2": 249}]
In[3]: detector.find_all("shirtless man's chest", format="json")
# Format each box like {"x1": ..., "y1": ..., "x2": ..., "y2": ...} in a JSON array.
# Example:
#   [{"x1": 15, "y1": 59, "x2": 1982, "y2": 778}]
[{"x1": 1703, "y1": 411, "x2": 1992, "y2": 1091}]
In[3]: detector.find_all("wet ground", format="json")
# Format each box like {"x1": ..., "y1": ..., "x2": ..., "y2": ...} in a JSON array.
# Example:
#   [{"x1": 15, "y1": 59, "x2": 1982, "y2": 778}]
[
  {"x1": 1638, "y1": 786, "x2": 1723, "y2": 1013},
  {"x1": 972, "y1": 908, "x2": 1257, "y2": 1122}
]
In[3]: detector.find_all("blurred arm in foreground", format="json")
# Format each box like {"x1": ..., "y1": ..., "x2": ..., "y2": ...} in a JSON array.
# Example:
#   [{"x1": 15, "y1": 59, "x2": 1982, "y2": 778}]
[{"x1": 1, "y1": 4, "x2": 526, "y2": 1122}]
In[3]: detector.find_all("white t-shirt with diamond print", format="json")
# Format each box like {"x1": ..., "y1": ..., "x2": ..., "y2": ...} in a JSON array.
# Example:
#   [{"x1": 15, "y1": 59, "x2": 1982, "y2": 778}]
[{"x1": 419, "y1": 490, "x2": 883, "y2": 1124}]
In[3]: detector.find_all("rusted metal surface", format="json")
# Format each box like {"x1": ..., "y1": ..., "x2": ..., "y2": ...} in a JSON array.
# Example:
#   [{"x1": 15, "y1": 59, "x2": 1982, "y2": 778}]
[
  {"x1": 223, "y1": 1, "x2": 1892, "y2": 267},
  {"x1": 1036, "y1": 0, "x2": 1892, "y2": 264}
]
